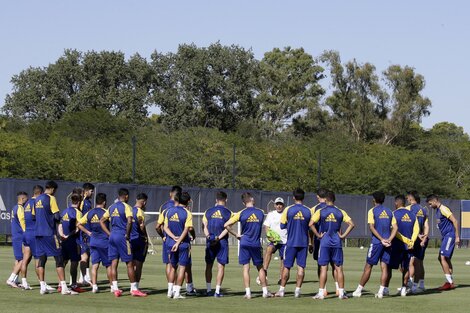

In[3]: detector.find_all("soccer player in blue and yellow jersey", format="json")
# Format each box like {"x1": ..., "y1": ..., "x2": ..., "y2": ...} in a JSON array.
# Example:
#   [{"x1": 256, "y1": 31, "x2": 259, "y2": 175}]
[
  {"x1": 164, "y1": 191, "x2": 193, "y2": 299},
  {"x1": 6, "y1": 191, "x2": 27, "y2": 288},
  {"x1": 389, "y1": 195, "x2": 419, "y2": 297},
  {"x1": 406, "y1": 191, "x2": 429, "y2": 293},
  {"x1": 58, "y1": 193, "x2": 83, "y2": 293},
  {"x1": 309, "y1": 188, "x2": 338, "y2": 295},
  {"x1": 77, "y1": 193, "x2": 112, "y2": 293},
  {"x1": 131, "y1": 193, "x2": 149, "y2": 291},
  {"x1": 100, "y1": 188, "x2": 147, "y2": 297},
  {"x1": 156, "y1": 185, "x2": 181, "y2": 289},
  {"x1": 34, "y1": 181, "x2": 76, "y2": 295},
  {"x1": 78, "y1": 183, "x2": 94, "y2": 286},
  {"x1": 203, "y1": 191, "x2": 234, "y2": 297},
  {"x1": 224, "y1": 192, "x2": 273, "y2": 299},
  {"x1": 275, "y1": 188, "x2": 311, "y2": 298},
  {"x1": 426, "y1": 194, "x2": 460, "y2": 290},
  {"x1": 353, "y1": 191, "x2": 397, "y2": 298},
  {"x1": 20, "y1": 185, "x2": 43, "y2": 290},
  {"x1": 310, "y1": 190, "x2": 355, "y2": 300}
]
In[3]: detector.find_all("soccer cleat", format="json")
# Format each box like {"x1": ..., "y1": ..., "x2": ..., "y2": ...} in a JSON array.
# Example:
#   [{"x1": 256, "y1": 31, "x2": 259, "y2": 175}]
[
  {"x1": 22, "y1": 284, "x2": 33, "y2": 290},
  {"x1": 173, "y1": 294, "x2": 186, "y2": 299},
  {"x1": 243, "y1": 294, "x2": 252, "y2": 299},
  {"x1": 400, "y1": 288, "x2": 407, "y2": 297},
  {"x1": 438, "y1": 282, "x2": 455, "y2": 291},
  {"x1": 383, "y1": 288, "x2": 390, "y2": 296},
  {"x1": 92, "y1": 288, "x2": 99, "y2": 294},
  {"x1": 131, "y1": 289, "x2": 148, "y2": 297},
  {"x1": 294, "y1": 291, "x2": 301, "y2": 298},
  {"x1": 274, "y1": 291, "x2": 284, "y2": 297},
  {"x1": 263, "y1": 291, "x2": 274, "y2": 298},
  {"x1": 186, "y1": 288, "x2": 197, "y2": 296},
  {"x1": 312, "y1": 293, "x2": 324, "y2": 300},
  {"x1": 71, "y1": 285, "x2": 87, "y2": 293},
  {"x1": 57, "y1": 286, "x2": 62, "y2": 293},
  {"x1": 45, "y1": 284, "x2": 56, "y2": 291},
  {"x1": 6, "y1": 280, "x2": 20, "y2": 288},
  {"x1": 206, "y1": 290, "x2": 215, "y2": 296},
  {"x1": 375, "y1": 293, "x2": 383, "y2": 299},
  {"x1": 352, "y1": 290, "x2": 362, "y2": 298},
  {"x1": 61, "y1": 289, "x2": 79, "y2": 295},
  {"x1": 338, "y1": 294, "x2": 349, "y2": 300},
  {"x1": 114, "y1": 290, "x2": 123, "y2": 297},
  {"x1": 214, "y1": 292, "x2": 224, "y2": 298},
  {"x1": 411, "y1": 287, "x2": 424, "y2": 294}
]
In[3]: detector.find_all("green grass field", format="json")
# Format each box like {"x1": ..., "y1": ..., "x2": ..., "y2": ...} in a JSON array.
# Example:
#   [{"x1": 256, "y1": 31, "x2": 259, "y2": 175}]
[{"x1": 1, "y1": 245, "x2": 470, "y2": 312}]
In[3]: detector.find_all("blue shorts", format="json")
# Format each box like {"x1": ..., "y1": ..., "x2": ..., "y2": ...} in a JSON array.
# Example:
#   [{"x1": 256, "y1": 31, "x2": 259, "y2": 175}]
[
  {"x1": 131, "y1": 237, "x2": 148, "y2": 262},
  {"x1": 162, "y1": 240, "x2": 170, "y2": 264},
  {"x1": 23, "y1": 232, "x2": 38, "y2": 258},
  {"x1": 318, "y1": 246, "x2": 343, "y2": 266},
  {"x1": 36, "y1": 235, "x2": 61, "y2": 257},
  {"x1": 205, "y1": 240, "x2": 229, "y2": 265},
  {"x1": 390, "y1": 241, "x2": 411, "y2": 270},
  {"x1": 108, "y1": 233, "x2": 132, "y2": 262},
  {"x1": 283, "y1": 246, "x2": 307, "y2": 268},
  {"x1": 80, "y1": 237, "x2": 90, "y2": 255},
  {"x1": 366, "y1": 243, "x2": 391, "y2": 265},
  {"x1": 12, "y1": 237, "x2": 23, "y2": 261},
  {"x1": 313, "y1": 238, "x2": 320, "y2": 261},
  {"x1": 91, "y1": 246, "x2": 111, "y2": 267},
  {"x1": 439, "y1": 235, "x2": 455, "y2": 258},
  {"x1": 239, "y1": 245, "x2": 263, "y2": 266},
  {"x1": 169, "y1": 243, "x2": 191, "y2": 267},
  {"x1": 61, "y1": 237, "x2": 80, "y2": 262},
  {"x1": 412, "y1": 239, "x2": 427, "y2": 260},
  {"x1": 268, "y1": 242, "x2": 286, "y2": 260}
]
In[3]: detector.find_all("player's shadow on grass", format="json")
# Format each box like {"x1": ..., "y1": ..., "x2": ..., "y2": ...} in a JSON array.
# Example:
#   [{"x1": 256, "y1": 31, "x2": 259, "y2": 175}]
[{"x1": 286, "y1": 280, "x2": 316, "y2": 285}]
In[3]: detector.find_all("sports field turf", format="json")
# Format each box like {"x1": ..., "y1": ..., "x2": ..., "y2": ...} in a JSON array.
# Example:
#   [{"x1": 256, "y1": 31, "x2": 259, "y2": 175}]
[{"x1": 1, "y1": 245, "x2": 470, "y2": 312}]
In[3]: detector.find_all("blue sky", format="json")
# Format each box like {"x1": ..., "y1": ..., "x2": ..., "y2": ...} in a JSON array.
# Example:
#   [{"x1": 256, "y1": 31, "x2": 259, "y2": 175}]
[{"x1": 1, "y1": 1, "x2": 468, "y2": 132}]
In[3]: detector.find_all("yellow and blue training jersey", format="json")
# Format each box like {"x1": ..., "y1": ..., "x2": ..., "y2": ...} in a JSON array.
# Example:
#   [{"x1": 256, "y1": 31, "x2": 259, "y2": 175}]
[
  {"x1": 311, "y1": 205, "x2": 351, "y2": 248},
  {"x1": 61, "y1": 206, "x2": 81, "y2": 238},
  {"x1": 78, "y1": 207, "x2": 109, "y2": 248},
  {"x1": 80, "y1": 198, "x2": 92, "y2": 215},
  {"x1": 203, "y1": 205, "x2": 233, "y2": 242},
  {"x1": 34, "y1": 193, "x2": 60, "y2": 236},
  {"x1": 393, "y1": 207, "x2": 419, "y2": 248},
  {"x1": 436, "y1": 205, "x2": 455, "y2": 237},
  {"x1": 11, "y1": 204, "x2": 25, "y2": 238},
  {"x1": 408, "y1": 204, "x2": 427, "y2": 234},
  {"x1": 367, "y1": 205, "x2": 396, "y2": 244},
  {"x1": 227, "y1": 206, "x2": 264, "y2": 247},
  {"x1": 280, "y1": 203, "x2": 312, "y2": 247},
  {"x1": 131, "y1": 206, "x2": 146, "y2": 240},
  {"x1": 103, "y1": 201, "x2": 133, "y2": 234},
  {"x1": 164, "y1": 206, "x2": 193, "y2": 247},
  {"x1": 23, "y1": 198, "x2": 36, "y2": 232},
  {"x1": 311, "y1": 202, "x2": 327, "y2": 233}
]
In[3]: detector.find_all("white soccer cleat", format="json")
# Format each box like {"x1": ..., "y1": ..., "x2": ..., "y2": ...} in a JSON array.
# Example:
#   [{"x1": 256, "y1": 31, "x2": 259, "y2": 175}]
[
  {"x1": 61, "y1": 288, "x2": 79, "y2": 295},
  {"x1": 375, "y1": 293, "x2": 383, "y2": 299},
  {"x1": 294, "y1": 291, "x2": 301, "y2": 298},
  {"x1": 6, "y1": 280, "x2": 19, "y2": 288},
  {"x1": 45, "y1": 284, "x2": 56, "y2": 291},
  {"x1": 400, "y1": 288, "x2": 407, "y2": 297},
  {"x1": 274, "y1": 290, "x2": 284, "y2": 297},
  {"x1": 40, "y1": 288, "x2": 50, "y2": 295},
  {"x1": 263, "y1": 291, "x2": 274, "y2": 298},
  {"x1": 173, "y1": 294, "x2": 186, "y2": 299},
  {"x1": 352, "y1": 290, "x2": 362, "y2": 298},
  {"x1": 22, "y1": 284, "x2": 33, "y2": 290},
  {"x1": 312, "y1": 293, "x2": 325, "y2": 300}
]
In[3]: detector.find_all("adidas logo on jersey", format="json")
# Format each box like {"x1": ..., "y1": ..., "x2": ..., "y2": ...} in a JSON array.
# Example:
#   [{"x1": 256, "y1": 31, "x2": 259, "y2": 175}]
[
  {"x1": 35, "y1": 200, "x2": 43, "y2": 209},
  {"x1": 247, "y1": 213, "x2": 259, "y2": 223},
  {"x1": 211, "y1": 210, "x2": 223, "y2": 219},
  {"x1": 169, "y1": 213, "x2": 180, "y2": 222},
  {"x1": 62, "y1": 213, "x2": 69, "y2": 221},
  {"x1": 91, "y1": 214, "x2": 100, "y2": 223},
  {"x1": 379, "y1": 210, "x2": 389, "y2": 219},
  {"x1": 325, "y1": 213, "x2": 337, "y2": 222},
  {"x1": 24, "y1": 204, "x2": 31, "y2": 212},
  {"x1": 294, "y1": 211, "x2": 305, "y2": 220},
  {"x1": 111, "y1": 208, "x2": 120, "y2": 217},
  {"x1": 401, "y1": 213, "x2": 412, "y2": 222},
  {"x1": 416, "y1": 209, "x2": 424, "y2": 217}
]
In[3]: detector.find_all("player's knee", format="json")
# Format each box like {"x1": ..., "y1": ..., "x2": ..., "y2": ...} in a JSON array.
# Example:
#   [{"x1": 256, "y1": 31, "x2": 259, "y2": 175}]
[
  {"x1": 38, "y1": 255, "x2": 47, "y2": 268},
  {"x1": 54, "y1": 255, "x2": 64, "y2": 268}
]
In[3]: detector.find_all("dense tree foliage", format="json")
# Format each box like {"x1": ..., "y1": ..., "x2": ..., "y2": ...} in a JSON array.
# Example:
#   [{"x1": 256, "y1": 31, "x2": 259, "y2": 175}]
[{"x1": 1, "y1": 44, "x2": 469, "y2": 198}]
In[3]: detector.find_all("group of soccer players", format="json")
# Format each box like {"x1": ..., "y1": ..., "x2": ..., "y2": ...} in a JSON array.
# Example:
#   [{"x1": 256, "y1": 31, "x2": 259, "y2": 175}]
[{"x1": 6, "y1": 182, "x2": 460, "y2": 300}]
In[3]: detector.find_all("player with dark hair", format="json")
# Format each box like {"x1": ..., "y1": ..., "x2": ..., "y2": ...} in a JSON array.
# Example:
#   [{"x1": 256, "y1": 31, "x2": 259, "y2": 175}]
[
  {"x1": 77, "y1": 193, "x2": 112, "y2": 293},
  {"x1": 58, "y1": 193, "x2": 83, "y2": 293},
  {"x1": 6, "y1": 191, "x2": 28, "y2": 288},
  {"x1": 275, "y1": 188, "x2": 312, "y2": 298},
  {"x1": 389, "y1": 195, "x2": 419, "y2": 297},
  {"x1": 131, "y1": 193, "x2": 149, "y2": 291},
  {"x1": 100, "y1": 188, "x2": 147, "y2": 297},
  {"x1": 34, "y1": 181, "x2": 76, "y2": 295},
  {"x1": 156, "y1": 185, "x2": 182, "y2": 295},
  {"x1": 203, "y1": 191, "x2": 235, "y2": 297},
  {"x1": 78, "y1": 183, "x2": 95, "y2": 285},
  {"x1": 164, "y1": 192, "x2": 194, "y2": 299},
  {"x1": 224, "y1": 192, "x2": 273, "y2": 299},
  {"x1": 310, "y1": 190, "x2": 355, "y2": 300},
  {"x1": 406, "y1": 191, "x2": 429, "y2": 293},
  {"x1": 353, "y1": 191, "x2": 397, "y2": 298},
  {"x1": 20, "y1": 185, "x2": 44, "y2": 290},
  {"x1": 426, "y1": 194, "x2": 460, "y2": 290}
]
